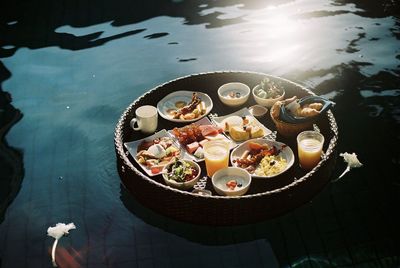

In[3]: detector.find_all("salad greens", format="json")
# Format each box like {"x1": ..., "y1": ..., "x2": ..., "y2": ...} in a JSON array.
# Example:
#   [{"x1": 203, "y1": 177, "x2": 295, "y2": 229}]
[{"x1": 167, "y1": 160, "x2": 198, "y2": 182}]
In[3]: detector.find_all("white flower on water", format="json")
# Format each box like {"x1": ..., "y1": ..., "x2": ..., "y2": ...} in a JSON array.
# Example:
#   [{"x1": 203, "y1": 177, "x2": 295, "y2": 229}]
[
  {"x1": 340, "y1": 152, "x2": 363, "y2": 168},
  {"x1": 333, "y1": 152, "x2": 363, "y2": 182},
  {"x1": 47, "y1": 223, "x2": 76, "y2": 267}
]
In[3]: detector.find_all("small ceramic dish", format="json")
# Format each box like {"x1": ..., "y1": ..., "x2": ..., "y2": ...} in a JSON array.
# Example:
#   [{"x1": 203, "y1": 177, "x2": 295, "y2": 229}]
[
  {"x1": 162, "y1": 160, "x2": 201, "y2": 190},
  {"x1": 252, "y1": 84, "x2": 285, "y2": 107},
  {"x1": 248, "y1": 105, "x2": 268, "y2": 118},
  {"x1": 211, "y1": 167, "x2": 251, "y2": 196},
  {"x1": 217, "y1": 82, "x2": 250, "y2": 107}
]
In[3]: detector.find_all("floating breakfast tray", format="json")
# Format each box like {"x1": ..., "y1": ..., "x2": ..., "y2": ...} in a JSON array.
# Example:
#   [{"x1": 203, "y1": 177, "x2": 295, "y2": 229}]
[{"x1": 114, "y1": 71, "x2": 338, "y2": 225}]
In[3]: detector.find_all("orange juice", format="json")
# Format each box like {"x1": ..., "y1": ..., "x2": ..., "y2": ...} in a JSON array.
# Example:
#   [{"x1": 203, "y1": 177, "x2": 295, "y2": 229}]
[
  {"x1": 203, "y1": 141, "x2": 230, "y2": 177},
  {"x1": 297, "y1": 131, "x2": 324, "y2": 171}
]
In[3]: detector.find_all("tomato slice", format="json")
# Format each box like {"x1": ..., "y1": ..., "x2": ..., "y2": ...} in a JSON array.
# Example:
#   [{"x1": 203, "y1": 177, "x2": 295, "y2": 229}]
[{"x1": 151, "y1": 167, "x2": 161, "y2": 174}]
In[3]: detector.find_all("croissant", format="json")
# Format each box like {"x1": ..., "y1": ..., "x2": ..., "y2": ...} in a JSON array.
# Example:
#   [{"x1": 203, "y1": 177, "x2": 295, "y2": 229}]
[
  {"x1": 307, "y1": 102, "x2": 323, "y2": 110},
  {"x1": 270, "y1": 100, "x2": 282, "y2": 119},
  {"x1": 296, "y1": 107, "x2": 320, "y2": 117},
  {"x1": 295, "y1": 102, "x2": 323, "y2": 117}
]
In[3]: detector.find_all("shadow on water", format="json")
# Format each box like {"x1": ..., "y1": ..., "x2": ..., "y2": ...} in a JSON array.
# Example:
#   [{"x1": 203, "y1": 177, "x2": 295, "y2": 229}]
[
  {"x1": 0, "y1": 61, "x2": 24, "y2": 223},
  {"x1": 120, "y1": 185, "x2": 252, "y2": 246}
]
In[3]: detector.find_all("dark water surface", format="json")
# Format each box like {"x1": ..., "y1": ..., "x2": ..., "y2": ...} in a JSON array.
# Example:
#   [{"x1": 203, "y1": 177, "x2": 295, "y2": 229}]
[{"x1": 1, "y1": 0, "x2": 399, "y2": 267}]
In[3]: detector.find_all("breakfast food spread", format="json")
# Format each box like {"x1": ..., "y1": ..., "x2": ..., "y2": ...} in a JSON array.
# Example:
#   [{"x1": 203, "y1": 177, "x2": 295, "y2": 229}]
[{"x1": 124, "y1": 79, "x2": 333, "y2": 195}]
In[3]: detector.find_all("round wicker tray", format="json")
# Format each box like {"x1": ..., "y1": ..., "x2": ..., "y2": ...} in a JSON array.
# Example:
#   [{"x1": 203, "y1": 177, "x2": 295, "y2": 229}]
[{"x1": 115, "y1": 71, "x2": 338, "y2": 226}]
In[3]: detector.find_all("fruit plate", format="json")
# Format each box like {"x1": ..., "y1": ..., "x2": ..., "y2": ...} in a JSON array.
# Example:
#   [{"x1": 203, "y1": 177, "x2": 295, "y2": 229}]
[
  {"x1": 230, "y1": 138, "x2": 295, "y2": 178},
  {"x1": 210, "y1": 107, "x2": 272, "y2": 146},
  {"x1": 124, "y1": 129, "x2": 183, "y2": 177},
  {"x1": 169, "y1": 117, "x2": 235, "y2": 162},
  {"x1": 157, "y1": 91, "x2": 213, "y2": 123}
]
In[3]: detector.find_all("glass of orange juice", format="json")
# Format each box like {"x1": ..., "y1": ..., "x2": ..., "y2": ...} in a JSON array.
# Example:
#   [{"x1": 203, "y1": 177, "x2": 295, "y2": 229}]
[
  {"x1": 203, "y1": 140, "x2": 230, "y2": 177},
  {"x1": 297, "y1": 131, "x2": 325, "y2": 171}
]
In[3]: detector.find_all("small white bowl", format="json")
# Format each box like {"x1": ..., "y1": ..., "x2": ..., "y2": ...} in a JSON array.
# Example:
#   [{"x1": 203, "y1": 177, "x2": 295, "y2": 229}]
[
  {"x1": 162, "y1": 160, "x2": 201, "y2": 190},
  {"x1": 252, "y1": 84, "x2": 285, "y2": 107},
  {"x1": 218, "y1": 82, "x2": 250, "y2": 107},
  {"x1": 211, "y1": 167, "x2": 251, "y2": 196}
]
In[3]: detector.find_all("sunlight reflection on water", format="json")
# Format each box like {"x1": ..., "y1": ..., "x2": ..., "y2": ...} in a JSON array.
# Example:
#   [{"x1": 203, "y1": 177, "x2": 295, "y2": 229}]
[{"x1": 45, "y1": 0, "x2": 399, "y2": 79}]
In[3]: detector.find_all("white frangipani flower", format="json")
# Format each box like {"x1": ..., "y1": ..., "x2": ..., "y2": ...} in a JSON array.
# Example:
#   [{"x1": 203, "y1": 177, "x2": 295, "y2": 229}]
[
  {"x1": 47, "y1": 223, "x2": 76, "y2": 267},
  {"x1": 340, "y1": 152, "x2": 363, "y2": 168},
  {"x1": 333, "y1": 152, "x2": 363, "y2": 182}
]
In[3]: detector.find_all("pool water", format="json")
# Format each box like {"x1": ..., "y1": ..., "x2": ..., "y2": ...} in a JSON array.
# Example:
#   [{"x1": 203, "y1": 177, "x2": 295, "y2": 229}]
[{"x1": 1, "y1": 0, "x2": 399, "y2": 267}]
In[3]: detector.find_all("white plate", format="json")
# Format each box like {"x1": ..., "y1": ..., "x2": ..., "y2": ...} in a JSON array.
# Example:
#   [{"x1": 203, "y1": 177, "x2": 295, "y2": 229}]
[
  {"x1": 124, "y1": 129, "x2": 183, "y2": 177},
  {"x1": 169, "y1": 117, "x2": 235, "y2": 162},
  {"x1": 230, "y1": 138, "x2": 294, "y2": 178},
  {"x1": 157, "y1": 91, "x2": 213, "y2": 123},
  {"x1": 211, "y1": 107, "x2": 272, "y2": 146}
]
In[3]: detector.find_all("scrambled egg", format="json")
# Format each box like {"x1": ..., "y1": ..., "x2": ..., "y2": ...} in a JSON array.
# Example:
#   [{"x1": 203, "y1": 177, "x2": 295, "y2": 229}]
[{"x1": 255, "y1": 155, "x2": 287, "y2": 176}]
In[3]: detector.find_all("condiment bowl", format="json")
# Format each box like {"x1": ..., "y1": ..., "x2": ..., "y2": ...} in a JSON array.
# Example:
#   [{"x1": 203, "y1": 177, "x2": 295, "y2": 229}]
[
  {"x1": 252, "y1": 84, "x2": 285, "y2": 107},
  {"x1": 162, "y1": 160, "x2": 201, "y2": 190},
  {"x1": 248, "y1": 104, "x2": 268, "y2": 118},
  {"x1": 218, "y1": 82, "x2": 250, "y2": 107},
  {"x1": 211, "y1": 167, "x2": 251, "y2": 196}
]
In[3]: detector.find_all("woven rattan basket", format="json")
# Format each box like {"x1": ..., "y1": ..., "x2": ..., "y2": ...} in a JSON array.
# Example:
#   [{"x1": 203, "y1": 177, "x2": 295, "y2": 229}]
[
  {"x1": 270, "y1": 107, "x2": 315, "y2": 137},
  {"x1": 114, "y1": 71, "x2": 338, "y2": 225}
]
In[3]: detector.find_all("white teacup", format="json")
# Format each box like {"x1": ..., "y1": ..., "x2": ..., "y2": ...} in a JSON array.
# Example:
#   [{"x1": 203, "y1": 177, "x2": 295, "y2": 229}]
[{"x1": 130, "y1": 105, "x2": 158, "y2": 134}]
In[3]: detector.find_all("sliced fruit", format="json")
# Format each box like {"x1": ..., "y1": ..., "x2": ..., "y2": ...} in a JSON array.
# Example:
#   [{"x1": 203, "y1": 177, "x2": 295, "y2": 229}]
[
  {"x1": 186, "y1": 141, "x2": 200, "y2": 154},
  {"x1": 230, "y1": 126, "x2": 250, "y2": 141},
  {"x1": 250, "y1": 126, "x2": 264, "y2": 138}
]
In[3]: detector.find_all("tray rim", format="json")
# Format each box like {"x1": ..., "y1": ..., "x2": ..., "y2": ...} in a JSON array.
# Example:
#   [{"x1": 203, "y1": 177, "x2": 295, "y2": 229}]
[{"x1": 114, "y1": 70, "x2": 339, "y2": 200}]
